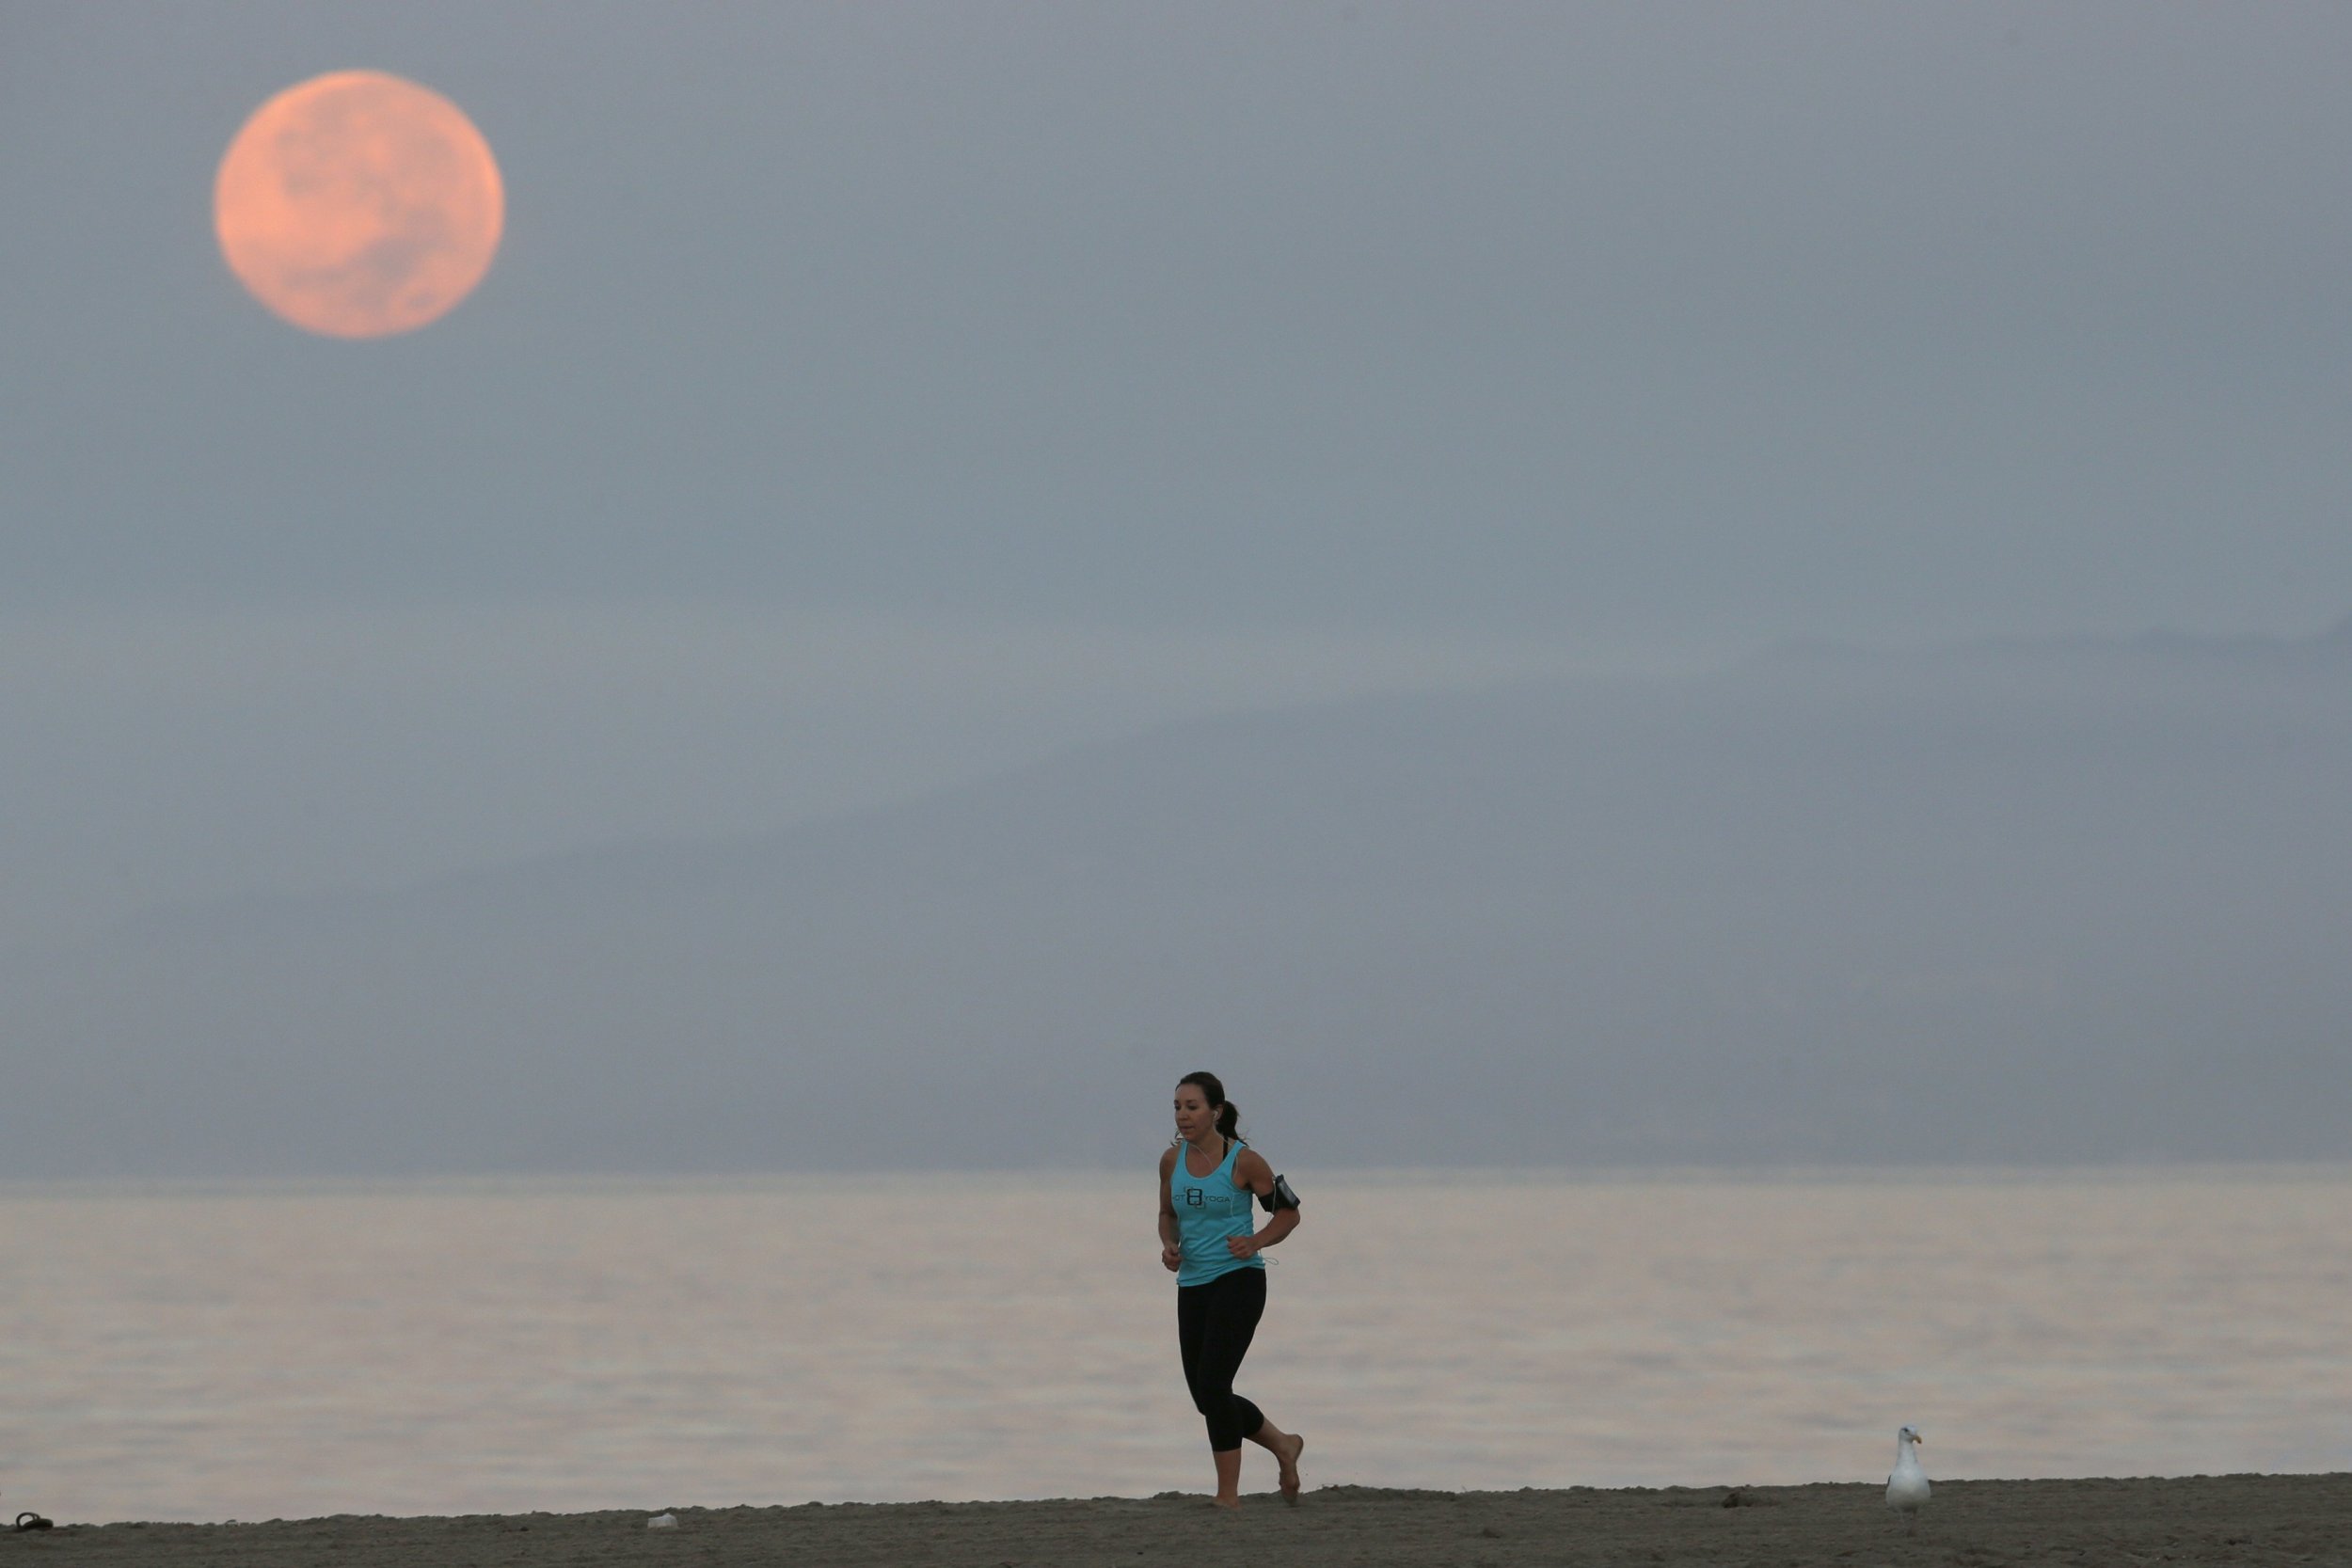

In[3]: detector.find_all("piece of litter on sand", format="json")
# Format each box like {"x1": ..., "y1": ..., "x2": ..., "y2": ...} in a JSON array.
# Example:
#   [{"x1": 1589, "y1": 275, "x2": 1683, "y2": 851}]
[{"x1": 646, "y1": 1513, "x2": 678, "y2": 1529}]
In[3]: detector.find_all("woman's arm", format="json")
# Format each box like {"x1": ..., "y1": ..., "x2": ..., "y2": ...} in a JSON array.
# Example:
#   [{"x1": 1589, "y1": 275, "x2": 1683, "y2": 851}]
[
  {"x1": 1229, "y1": 1148, "x2": 1301, "y2": 1258},
  {"x1": 1158, "y1": 1147, "x2": 1184, "y2": 1271}
]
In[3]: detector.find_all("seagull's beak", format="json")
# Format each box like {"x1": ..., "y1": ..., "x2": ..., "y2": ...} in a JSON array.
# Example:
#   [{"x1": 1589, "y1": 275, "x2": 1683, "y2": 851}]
[{"x1": 1913, "y1": 1435, "x2": 1925, "y2": 1446}]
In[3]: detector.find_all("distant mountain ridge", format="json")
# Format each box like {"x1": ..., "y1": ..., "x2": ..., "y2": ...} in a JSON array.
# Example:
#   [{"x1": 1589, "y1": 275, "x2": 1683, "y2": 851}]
[{"x1": 14, "y1": 622, "x2": 2352, "y2": 1178}]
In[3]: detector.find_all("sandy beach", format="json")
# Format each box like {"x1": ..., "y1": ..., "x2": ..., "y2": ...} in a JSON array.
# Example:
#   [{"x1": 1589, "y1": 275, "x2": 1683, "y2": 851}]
[{"x1": 16, "y1": 1475, "x2": 2348, "y2": 1568}]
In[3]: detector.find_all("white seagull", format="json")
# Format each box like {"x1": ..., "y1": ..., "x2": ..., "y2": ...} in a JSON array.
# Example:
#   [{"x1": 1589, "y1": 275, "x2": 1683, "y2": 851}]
[{"x1": 1885, "y1": 1425, "x2": 1931, "y2": 1532}]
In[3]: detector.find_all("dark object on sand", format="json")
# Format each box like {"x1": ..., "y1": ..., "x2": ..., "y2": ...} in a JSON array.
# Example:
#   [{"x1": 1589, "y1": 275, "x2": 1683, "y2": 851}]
[
  {"x1": 15, "y1": 1512, "x2": 53, "y2": 1531},
  {"x1": 1720, "y1": 1490, "x2": 1745, "y2": 1508}
]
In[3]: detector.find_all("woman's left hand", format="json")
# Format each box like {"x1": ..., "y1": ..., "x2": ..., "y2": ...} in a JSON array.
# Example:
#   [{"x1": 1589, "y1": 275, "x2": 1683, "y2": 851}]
[{"x1": 1226, "y1": 1235, "x2": 1261, "y2": 1259}]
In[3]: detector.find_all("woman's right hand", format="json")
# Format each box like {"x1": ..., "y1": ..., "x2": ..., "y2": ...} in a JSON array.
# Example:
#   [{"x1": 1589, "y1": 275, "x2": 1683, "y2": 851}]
[{"x1": 1162, "y1": 1243, "x2": 1183, "y2": 1273}]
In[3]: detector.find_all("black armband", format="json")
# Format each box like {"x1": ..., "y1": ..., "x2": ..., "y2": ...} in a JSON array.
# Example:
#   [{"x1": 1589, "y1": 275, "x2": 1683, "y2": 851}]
[{"x1": 1260, "y1": 1173, "x2": 1300, "y2": 1212}]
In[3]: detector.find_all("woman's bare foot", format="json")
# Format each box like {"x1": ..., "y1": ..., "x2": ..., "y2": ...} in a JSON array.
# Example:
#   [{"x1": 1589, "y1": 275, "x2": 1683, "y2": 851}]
[
  {"x1": 1277, "y1": 1433, "x2": 1305, "y2": 1504},
  {"x1": 1211, "y1": 1496, "x2": 1242, "y2": 1512}
]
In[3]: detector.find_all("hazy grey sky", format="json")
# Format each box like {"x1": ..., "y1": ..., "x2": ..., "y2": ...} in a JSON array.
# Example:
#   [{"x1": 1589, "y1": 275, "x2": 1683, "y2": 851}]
[{"x1": 7, "y1": 3, "x2": 2351, "y2": 943}]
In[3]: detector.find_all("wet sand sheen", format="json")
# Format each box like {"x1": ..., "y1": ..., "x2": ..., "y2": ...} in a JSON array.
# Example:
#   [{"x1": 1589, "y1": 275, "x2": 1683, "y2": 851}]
[{"x1": 40, "y1": 1475, "x2": 2352, "y2": 1567}]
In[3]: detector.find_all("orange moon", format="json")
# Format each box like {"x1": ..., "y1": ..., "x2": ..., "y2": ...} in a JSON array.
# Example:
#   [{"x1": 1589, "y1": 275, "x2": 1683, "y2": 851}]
[{"x1": 215, "y1": 70, "x2": 503, "y2": 339}]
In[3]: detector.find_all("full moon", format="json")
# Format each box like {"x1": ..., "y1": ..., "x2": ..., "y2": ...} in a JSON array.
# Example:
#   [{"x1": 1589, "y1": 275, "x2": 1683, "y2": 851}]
[{"x1": 215, "y1": 70, "x2": 503, "y2": 339}]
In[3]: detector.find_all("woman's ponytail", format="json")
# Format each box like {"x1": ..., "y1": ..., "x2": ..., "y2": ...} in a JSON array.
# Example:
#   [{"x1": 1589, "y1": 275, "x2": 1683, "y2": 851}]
[{"x1": 1216, "y1": 1101, "x2": 1240, "y2": 1141}]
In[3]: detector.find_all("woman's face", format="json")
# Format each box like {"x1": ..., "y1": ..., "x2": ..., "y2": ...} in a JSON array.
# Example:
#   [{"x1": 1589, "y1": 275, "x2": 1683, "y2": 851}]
[{"x1": 1172, "y1": 1085, "x2": 1217, "y2": 1143}]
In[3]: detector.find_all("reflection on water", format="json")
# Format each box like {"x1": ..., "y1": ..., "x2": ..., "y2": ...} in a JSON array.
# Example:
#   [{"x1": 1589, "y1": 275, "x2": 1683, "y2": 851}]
[{"x1": 1, "y1": 1168, "x2": 2346, "y2": 1522}]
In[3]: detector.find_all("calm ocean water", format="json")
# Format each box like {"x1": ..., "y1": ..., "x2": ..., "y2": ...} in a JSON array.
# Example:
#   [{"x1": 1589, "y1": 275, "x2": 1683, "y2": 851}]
[{"x1": 2, "y1": 1168, "x2": 2346, "y2": 1524}]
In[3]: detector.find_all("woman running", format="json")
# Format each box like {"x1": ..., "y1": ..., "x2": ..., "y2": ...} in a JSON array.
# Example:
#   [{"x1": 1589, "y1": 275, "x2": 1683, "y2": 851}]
[{"x1": 1158, "y1": 1070, "x2": 1305, "y2": 1509}]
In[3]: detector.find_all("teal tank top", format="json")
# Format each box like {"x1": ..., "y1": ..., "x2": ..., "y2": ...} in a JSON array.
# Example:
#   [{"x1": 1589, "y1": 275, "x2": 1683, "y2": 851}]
[{"x1": 1171, "y1": 1136, "x2": 1264, "y2": 1287}]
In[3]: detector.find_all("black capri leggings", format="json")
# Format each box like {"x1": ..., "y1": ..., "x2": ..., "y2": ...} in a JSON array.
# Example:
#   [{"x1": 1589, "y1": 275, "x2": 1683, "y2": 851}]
[{"x1": 1176, "y1": 1266, "x2": 1267, "y2": 1451}]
